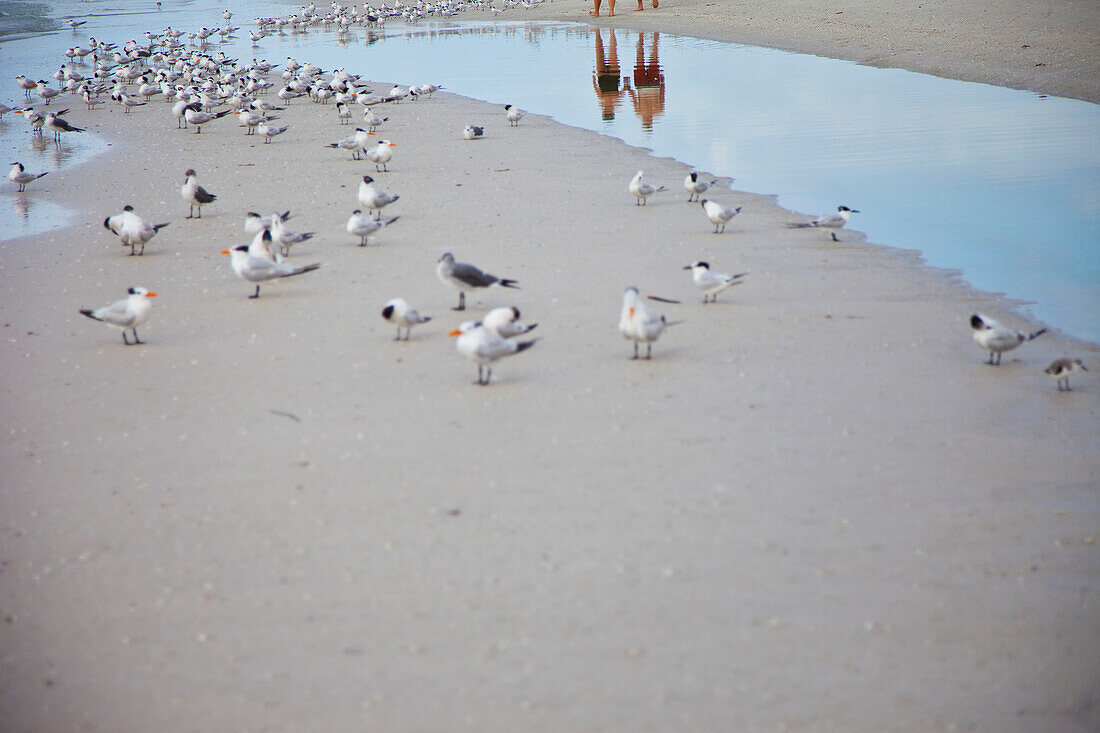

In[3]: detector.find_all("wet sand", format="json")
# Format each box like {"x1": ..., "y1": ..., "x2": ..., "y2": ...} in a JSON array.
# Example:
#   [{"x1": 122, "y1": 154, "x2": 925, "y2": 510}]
[{"x1": 1, "y1": 5, "x2": 1098, "y2": 733}]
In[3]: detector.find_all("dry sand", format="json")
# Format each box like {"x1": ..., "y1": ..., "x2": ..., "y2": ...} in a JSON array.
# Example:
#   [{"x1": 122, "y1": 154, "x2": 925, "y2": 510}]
[{"x1": 1, "y1": 5, "x2": 1098, "y2": 733}]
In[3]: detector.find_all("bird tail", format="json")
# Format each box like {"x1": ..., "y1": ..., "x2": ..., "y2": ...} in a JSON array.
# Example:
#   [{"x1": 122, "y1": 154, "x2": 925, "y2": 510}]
[
  {"x1": 153, "y1": 222, "x2": 170, "y2": 232},
  {"x1": 383, "y1": 216, "x2": 400, "y2": 226},
  {"x1": 78, "y1": 309, "x2": 100, "y2": 321},
  {"x1": 500, "y1": 279, "x2": 520, "y2": 289},
  {"x1": 788, "y1": 221, "x2": 813, "y2": 228},
  {"x1": 290, "y1": 263, "x2": 321, "y2": 277},
  {"x1": 35, "y1": 172, "x2": 48, "y2": 181},
  {"x1": 655, "y1": 185, "x2": 667, "y2": 193},
  {"x1": 281, "y1": 210, "x2": 292, "y2": 220},
  {"x1": 515, "y1": 339, "x2": 538, "y2": 354},
  {"x1": 300, "y1": 233, "x2": 316, "y2": 241},
  {"x1": 1027, "y1": 327, "x2": 1048, "y2": 341},
  {"x1": 731, "y1": 272, "x2": 749, "y2": 281}
]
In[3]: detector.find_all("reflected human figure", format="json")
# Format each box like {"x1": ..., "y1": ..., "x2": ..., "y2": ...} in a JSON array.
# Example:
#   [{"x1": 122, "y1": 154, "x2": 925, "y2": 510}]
[
  {"x1": 592, "y1": 28, "x2": 625, "y2": 121},
  {"x1": 624, "y1": 31, "x2": 666, "y2": 131},
  {"x1": 589, "y1": 0, "x2": 615, "y2": 17}
]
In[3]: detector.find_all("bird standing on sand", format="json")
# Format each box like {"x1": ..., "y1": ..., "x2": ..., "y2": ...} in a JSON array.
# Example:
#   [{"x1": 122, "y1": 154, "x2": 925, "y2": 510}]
[
  {"x1": 358, "y1": 175, "x2": 399, "y2": 219},
  {"x1": 463, "y1": 125, "x2": 484, "y2": 140},
  {"x1": 257, "y1": 121, "x2": 288, "y2": 143},
  {"x1": 270, "y1": 213, "x2": 314, "y2": 256},
  {"x1": 1044, "y1": 358, "x2": 1087, "y2": 391},
  {"x1": 629, "y1": 170, "x2": 665, "y2": 205},
  {"x1": 684, "y1": 171, "x2": 716, "y2": 202},
  {"x1": 482, "y1": 306, "x2": 537, "y2": 338},
  {"x1": 327, "y1": 127, "x2": 372, "y2": 159},
  {"x1": 366, "y1": 139, "x2": 396, "y2": 172},
  {"x1": 9, "y1": 162, "x2": 48, "y2": 192},
  {"x1": 103, "y1": 205, "x2": 169, "y2": 255},
  {"x1": 345, "y1": 210, "x2": 398, "y2": 246},
  {"x1": 504, "y1": 104, "x2": 523, "y2": 126},
  {"x1": 43, "y1": 111, "x2": 84, "y2": 144},
  {"x1": 449, "y1": 320, "x2": 537, "y2": 386},
  {"x1": 79, "y1": 287, "x2": 157, "y2": 345},
  {"x1": 381, "y1": 298, "x2": 431, "y2": 341},
  {"x1": 683, "y1": 261, "x2": 748, "y2": 303},
  {"x1": 700, "y1": 198, "x2": 741, "y2": 233},
  {"x1": 181, "y1": 168, "x2": 216, "y2": 218},
  {"x1": 184, "y1": 105, "x2": 232, "y2": 132},
  {"x1": 244, "y1": 210, "x2": 292, "y2": 235},
  {"x1": 970, "y1": 313, "x2": 1047, "y2": 365},
  {"x1": 436, "y1": 252, "x2": 520, "y2": 311},
  {"x1": 620, "y1": 286, "x2": 675, "y2": 359},
  {"x1": 789, "y1": 205, "x2": 859, "y2": 241},
  {"x1": 363, "y1": 108, "x2": 386, "y2": 132},
  {"x1": 221, "y1": 244, "x2": 320, "y2": 299}
]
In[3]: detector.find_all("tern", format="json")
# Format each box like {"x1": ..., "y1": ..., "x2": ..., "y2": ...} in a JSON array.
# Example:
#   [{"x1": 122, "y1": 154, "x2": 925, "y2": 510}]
[
  {"x1": 366, "y1": 139, "x2": 396, "y2": 171},
  {"x1": 700, "y1": 199, "x2": 742, "y2": 233},
  {"x1": 436, "y1": 252, "x2": 519, "y2": 311},
  {"x1": 270, "y1": 213, "x2": 314, "y2": 256},
  {"x1": 463, "y1": 124, "x2": 484, "y2": 140},
  {"x1": 362, "y1": 108, "x2": 386, "y2": 131},
  {"x1": 67, "y1": 19, "x2": 88, "y2": 29},
  {"x1": 181, "y1": 168, "x2": 216, "y2": 218},
  {"x1": 789, "y1": 206, "x2": 859, "y2": 241},
  {"x1": 357, "y1": 175, "x2": 399, "y2": 219},
  {"x1": 970, "y1": 313, "x2": 1047, "y2": 365},
  {"x1": 79, "y1": 287, "x2": 157, "y2": 345},
  {"x1": 221, "y1": 244, "x2": 320, "y2": 298},
  {"x1": 43, "y1": 111, "x2": 84, "y2": 143},
  {"x1": 16, "y1": 76, "x2": 38, "y2": 97},
  {"x1": 35, "y1": 81, "x2": 61, "y2": 104},
  {"x1": 248, "y1": 228, "x2": 283, "y2": 263},
  {"x1": 620, "y1": 286, "x2": 676, "y2": 359},
  {"x1": 684, "y1": 171, "x2": 716, "y2": 202},
  {"x1": 244, "y1": 210, "x2": 292, "y2": 235},
  {"x1": 327, "y1": 127, "x2": 372, "y2": 159},
  {"x1": 482, "y1": 306, "x2": 537, "y2": 338},
  {"x1": 257, "y1": 121, "x2": 287, "y2": 143},
  {"x1": 683, "y1": 261, "x2": 747, "y2": 303},
  {"x1": 335, "y1": 100, "x2": 351, "y2": 124},
  {"x1": 1044, "y1": 358, "x2": 1087, "y2": 391},
  {"x1": 504, "y1": 103, "x2": 522, "y2": 126},
  {"x1": 103, "y1": 205, "x2": 169, "y2": 255},
  {"x1": 236, "y1": 109, "x2": 276, "y2": 135},
  {"x1": 381, "y1": 298, "x2": 431, "y2": 340},
  {"x1": 184, "y1": 105, "x2": 231, "y2": 132},
  {"x1": 448, "y1": 320, "x2": 537, "y2": 385},
  {"x1": 8, "y1": 162, "x2": 48, "y2": 192},
  {"x1": 629, "y1": 170, "x2": 665, "y2": 206},
  {"x1": 345, "y1": 210, "x2": 398, "y2": 246}
]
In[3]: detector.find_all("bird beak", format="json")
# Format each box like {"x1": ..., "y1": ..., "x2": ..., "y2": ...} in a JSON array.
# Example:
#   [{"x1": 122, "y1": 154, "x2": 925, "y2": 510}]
[
  {"x1": 220, "y1": 249, "x2": 231, "y2": 254},
  {"x1": 682, "y1": 265, "x2": 692, "y2": 270},
  {"x1": 447, "y1": 329, "x2": 462, "y2": 337},
  {"x1": 388, "y1": 142, "x2": 396, "y2": 146},
  {"x1": 367, "y1": 131, "x2": 376, "y2": 135},
  {"x1": 852, "y1": 209, "x2": 861, "y2": 213},
  {"x1": 146, "y1": 292, "x2": 159, "y2": 297},
  {"x1": 628, "y1": 308, "x2": 634, "y2": 319}
]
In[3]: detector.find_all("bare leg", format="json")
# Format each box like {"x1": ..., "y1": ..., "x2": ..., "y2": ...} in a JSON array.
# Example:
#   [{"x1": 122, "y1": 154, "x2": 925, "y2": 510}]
[{"x1": 589, "y1": 0, "x2": 601, "y2": 16}]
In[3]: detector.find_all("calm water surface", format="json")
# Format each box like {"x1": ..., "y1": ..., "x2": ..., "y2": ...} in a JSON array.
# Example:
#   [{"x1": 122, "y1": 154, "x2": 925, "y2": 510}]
[{"x1": 1, "y1": 3, "x2": 1097, "y2": 341}]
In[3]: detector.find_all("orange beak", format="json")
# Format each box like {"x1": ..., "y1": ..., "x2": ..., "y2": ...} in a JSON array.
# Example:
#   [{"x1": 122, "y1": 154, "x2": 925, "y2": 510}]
[
  {"x1": 388, "y1": 142, "x2": 396, "y2": 146},
  {"x1": 146, "y1": 292, "x2": 159, "y2": 297},
  {"x1": 220, "y1": 249, "x2": 231, "y2": 254},
  {"x1": 447, "y1": 329, "x2": 462, "y2": 337},
  {"x1": 628, "y1": 307, "x2": 634, "y2": 319}
]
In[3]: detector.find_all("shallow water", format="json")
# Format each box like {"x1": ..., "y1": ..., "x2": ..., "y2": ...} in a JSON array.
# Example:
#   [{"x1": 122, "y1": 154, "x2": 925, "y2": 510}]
[{"x1": 1, "y1": 4, "x2": 1097, "y2": 341}]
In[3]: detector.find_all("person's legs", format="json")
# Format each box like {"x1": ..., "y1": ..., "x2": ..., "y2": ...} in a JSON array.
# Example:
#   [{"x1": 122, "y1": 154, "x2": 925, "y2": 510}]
[{"x1": 589, "y1": 0, "x2": 601, "y2": 16}]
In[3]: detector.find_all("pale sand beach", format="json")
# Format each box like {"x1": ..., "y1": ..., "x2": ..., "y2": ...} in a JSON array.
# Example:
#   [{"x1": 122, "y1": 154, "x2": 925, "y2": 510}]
[{"x1": 1, "y1": 3, "x2": 1098, "y2": 733}]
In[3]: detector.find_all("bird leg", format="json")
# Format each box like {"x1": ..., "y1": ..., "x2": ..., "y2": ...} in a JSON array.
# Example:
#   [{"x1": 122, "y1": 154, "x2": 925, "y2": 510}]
[
  {"x1": 122, "y1": 331, "x2": 132, "y2": 345},
  {"x1": 631, "y1": 342, "x2": 639, "y2": 360},
  {"x1": 645, "y1": 344, "x2": 652, "y2": 359},
  {"x1": 453, "y1": 292, "x2": 466, "y2": 311},
  {"x1": 393, "y1": 327, "x2": 402, "y2": 341},
  {"x1": 831, "y1": 232, "x2": 839, "y2": 242},
  {"x1": 250, "y1": 285, "x2": 261, "y2": 299},
  {"x1": 131, "y1": 329, "x2": 144, "y2": 345}
]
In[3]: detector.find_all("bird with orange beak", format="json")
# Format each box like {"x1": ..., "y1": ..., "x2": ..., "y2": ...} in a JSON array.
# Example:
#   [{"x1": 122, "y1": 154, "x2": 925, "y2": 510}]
[{"x1": 79, "y1": 287, "x2": 157, "y2": 345}]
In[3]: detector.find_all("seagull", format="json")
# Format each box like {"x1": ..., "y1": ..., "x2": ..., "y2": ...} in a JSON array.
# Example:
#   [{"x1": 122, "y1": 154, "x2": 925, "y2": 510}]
[
  {"x1": 345, "y1": 210, "x2": 398, "y2": 246},
  {"x1": 683, "y1": 261, "x2": 747, "y2": 303},
  {"x1": 184, "y1": 104, "x2": 231, "y2": 133},
  {"x1": 970, "y1": 313, "x2": 1048, "y2": 365},
  {"x1": 66, "y1": 19, "x2": 88, "y2": 29},
  {"x1": 436, "y1": 252, "x2": 519, "y2": 311},
  {"x1": 43, "y1": 111, "x2": 84, "y2": 143},
  {"x1": 684, "y1": 171, "x2": 717, "y2": 202},
  {"x1": 362, "y1": 108, "x2": 386, "y2": 131},
  {"x1": 357, "y1": 175, "x2": 399, "y2": 219},
  {"x1": 327, "y1": 127, "x2": 372, "y2": 159},
  {"x1": 629, "y1": 170, "x2": 665, "y2": 206},
  {"x1": 270, "y1": 213, "x2": 314, "y2": 256},
  {"x1": 789, "y1": 205, "x2": 859, "y2": 241},
  {"x1": 482, "y1": 306, "x2": 537, "y2": 338},
  {"x1": 8, "y1": 162, "x2": 48, "y2": 192},
  {"x1": 79, "y1": 287, "x2": 157, "y2": 345},
  {"x1": 620, "y1": 286, "x2": 675, "y2": 359},
  {"x1": 236, "y1": 109, "x2": 276, "y2": 135},
  {"x1": 381, "y1": 297, "x2": 431, "y2": 340},
  {"x1": 181, "y1": 168, "x2": 216, "y2": 218},
  {"x1": 463, "y1": 124, "x2": 484, "y2": 140},
  {"x1": 244, "y1": 210, "x2": 292, "y2": 235},
  {"x1": 257, "y1": 121, "x2": 287, "y2": 143},
  {"x1": 504, "y1": 103, "x2": 522, "y2": 126},
  {"x1": 35, "y1": 81, "x2": 62, "y2": 104},
  {"x1": 366, "y1": 139, "x2": 396, "y2": 171},
  {"x1": 103, "y1": 205, "x2": 169, "y2": 255},
  {"x1": 419, "y1": 83, "x2": 441, "y2": 97},
  {"x1": 448, "y1": 320, "x2": 537, "y2": 385},
  {"x1": 221, "y1": 244, "x2": 320, "y2": 298},
  {"x1": 700, "y1": 199, "x2": 742, "y2": 233},
  {"x1": 1044, "y1": 358, "x2": 1087, "y2": 391}
]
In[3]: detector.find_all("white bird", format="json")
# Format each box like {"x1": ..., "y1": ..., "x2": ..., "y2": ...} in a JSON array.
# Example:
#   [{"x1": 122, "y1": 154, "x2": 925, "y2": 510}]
[
  {"x1": 684, "y1": 171, "x2": 716, "y2": 202},
  {"x1": 345, "y1": 210, "x2": 398, "y2": 246},
  {"x1": 257, "y1": 121, "x2": 287, "y2": 143},
  {"x1": 181, "y1": 168, "x2": 216, "y2": 218},
  {"x1": 504, "y1": 103, "x2": 522, "y2": 126},
  {"x1": 448, "y1": 320, "x2": 537, "y2": 385},
  {"x1": 482, "y1": 306, "x2": 537, "y2": 338},
  {"x1": 436, "y1": 252, "x2": 520, "y2": 311},
  {"x1": 43, "y1": 111, "x2": 84, "y2": 143},
  {"x1": 366, "y1": 139, "x2": 396, "y2": 171},
  {"x1": 184, "y1": 105, "x2": 231, "y2": 132},
  {"x1": 381, "y1": 298, "x2": 431, "y2": 341},
  {"x1": 103, "y1": 205, "x2": 169, "y2": 255},
  {"x1": 619, "y1": 286, "x2": 675, "y2": 359},
  {"x1": 362, "y1": 108, "x2": 386, "y2": 131},
  {"x1": 247, "y1": 228, "x2": 283, "y2": 263},
  {"x1": 357, "y1": 175, "x2": 399, "y2": 219},
  {"x1": 463, "y1": 124, "x2": 484, "y2": 140},
  {"x1": 79, "y1": 287, "x2": 157, "y2": 345},
  {"x1": 700, "y1": 198, "x2": 742, "y2": 233},
  {"x1": 221, "y1": 244, "x2": 320, "y2": 298},
  {"x1": 35, "y1": 80, "x2": 61, "y2": 104},
  {"x1": 244, "y1": 209, "x2": 292, "y2": 235},
  {"x1": 970, "y1": 313, "x2": 1047, "y2": 365},
  {"x1": 629, "y1": 170, "x2": 665, "y2": 206},
  {"x1": 683, "y1": 261, "x2": 747, "y2": 303},
  {"x1": 270, "y1": 213, "x2": 314, "y2": 256},
  {"x1": 327, "y1": 127, "x2": 372, "y2": 159},
  {"x1": 236, "y1": 109, "x2": 276, "y2": 135},
  {"x1": 1044, "y1": 358, "x2": 1087, "y2": 391},
  {"x1": 335, "y1": 100, "x2": 351, "y2": 124},
  {"x1": 16, "y1": 75, "x2": 38, "y2": 97},
  {"x1": 419, "y1": 83, "x2": 441, "y2": 97},
  {"x1": 8, "y1": 162, "x2": 48, "y2": 192},
  {"x1": 789, "y1": 205, "x2": 859, "y2": 241}
]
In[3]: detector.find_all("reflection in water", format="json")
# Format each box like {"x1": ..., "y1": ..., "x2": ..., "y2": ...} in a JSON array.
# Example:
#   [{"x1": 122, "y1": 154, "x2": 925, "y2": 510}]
[
  {"x1": 592, "y1": 29, "x2": 665, "y2": 131},
  {"x1": 592, "y1": 29, "x2": 624, "y2": 121},
  {"x1": 12, "y1": 195, "x2": 31, "y2": 221}
]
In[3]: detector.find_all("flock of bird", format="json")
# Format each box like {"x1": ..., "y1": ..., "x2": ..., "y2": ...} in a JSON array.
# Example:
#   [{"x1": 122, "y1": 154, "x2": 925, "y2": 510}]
[{"x1": 6, "y1": 2, "x2": 1088, "y2": 390}]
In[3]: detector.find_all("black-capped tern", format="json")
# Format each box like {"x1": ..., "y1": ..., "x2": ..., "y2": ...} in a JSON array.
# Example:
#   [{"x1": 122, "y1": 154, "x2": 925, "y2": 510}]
[
  {"x1": 382, "y1": 298, "x2": 431, "y2": 340},
  {"x1": 789, "y1": 205, "x2": 859, "y2": 241},
  {"x1": 1044, "y1": 358, "x2": 1087, "y2": 391},
  {"x1": 504, "y1": 103, "x2": 523, "y2": 126},
  {"x1": 482, "y1": 306, "x2": 537, "y2": 338},
  {"x1": 346, "y1": 210, "x2": 398, "y2": 246},
  {"x1": 700, "y1": 198, "x2": 742, "y2": 233},
  {"x1": 8, "y1": 162, "x2": 48, "y2": 192},
  {"x1": 366, "y1": 139, "x2": 395, "y2": 171},
  {"x1": 436, "y1": 252, "x2": 520, "y2": 311},
  {"x1": 79, "y1": 287, "x2": 157, "y2": 345},
  {"x1": 103, "y1": 205, "x2": 169, "y2": 255},
  {"x1": 43, "y1": 111, "x2": 84, "y2": 143},
  {"x1": 683, "y1": 261, "x2": 747, "y2": 303},
  {"x1": 335, "y1": 100, "x2": 351, "y2": 124},
  {"x1": 357, "y1": 175, "x2": 399, "y2": 219},
  {"x1": 270, "y1": 213, "x2": 314, "y2": 256},
  {"x1": 184, "y1": 104, "x2": 231, "y2": 132},
  {"x1": 629, "y1": 170, "x2": 665, "y2": 205},
  {"x1": 244, "y1": 210, "x2": 292, "y2": 235},
  {"x1": 327, "y1": 127, "x2": 372, "y2": 159},
  {"x1": 362, "y1": 108, "x2": 386, "y2": 131},
  {"x1": 970, "y1": 313, "x2": 1047, "y2": 365},
  {"x1": 257, "y1": 121, "x2": 287, "y2": 143},
  {"x1": 221, "y1": 244, "x2": 320, "y2": 299},
  {"x1": 181, "y1": 168, "x2": 216, "y2": 218},
  {"x1": 684, "y1": 171, "x2": 716, "y2": 202},
  {"x1": 620, "y1": 286, "x2": 677, "y2": 359},
  {"x1": 463, "y1": 125, "x2": 484, "y2": 140},
  {"x1": 448, "y1": 320, "x2": 537, "y2": 385},
  {"x1": 236, "y1": 109, "x2": 277, "y2": 135}
]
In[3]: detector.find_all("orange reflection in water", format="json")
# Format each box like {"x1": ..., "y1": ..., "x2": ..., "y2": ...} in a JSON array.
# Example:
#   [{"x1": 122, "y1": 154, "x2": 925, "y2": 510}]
[{"x1": 592, "y1": 29, "x2": 665, "y2": 131}]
